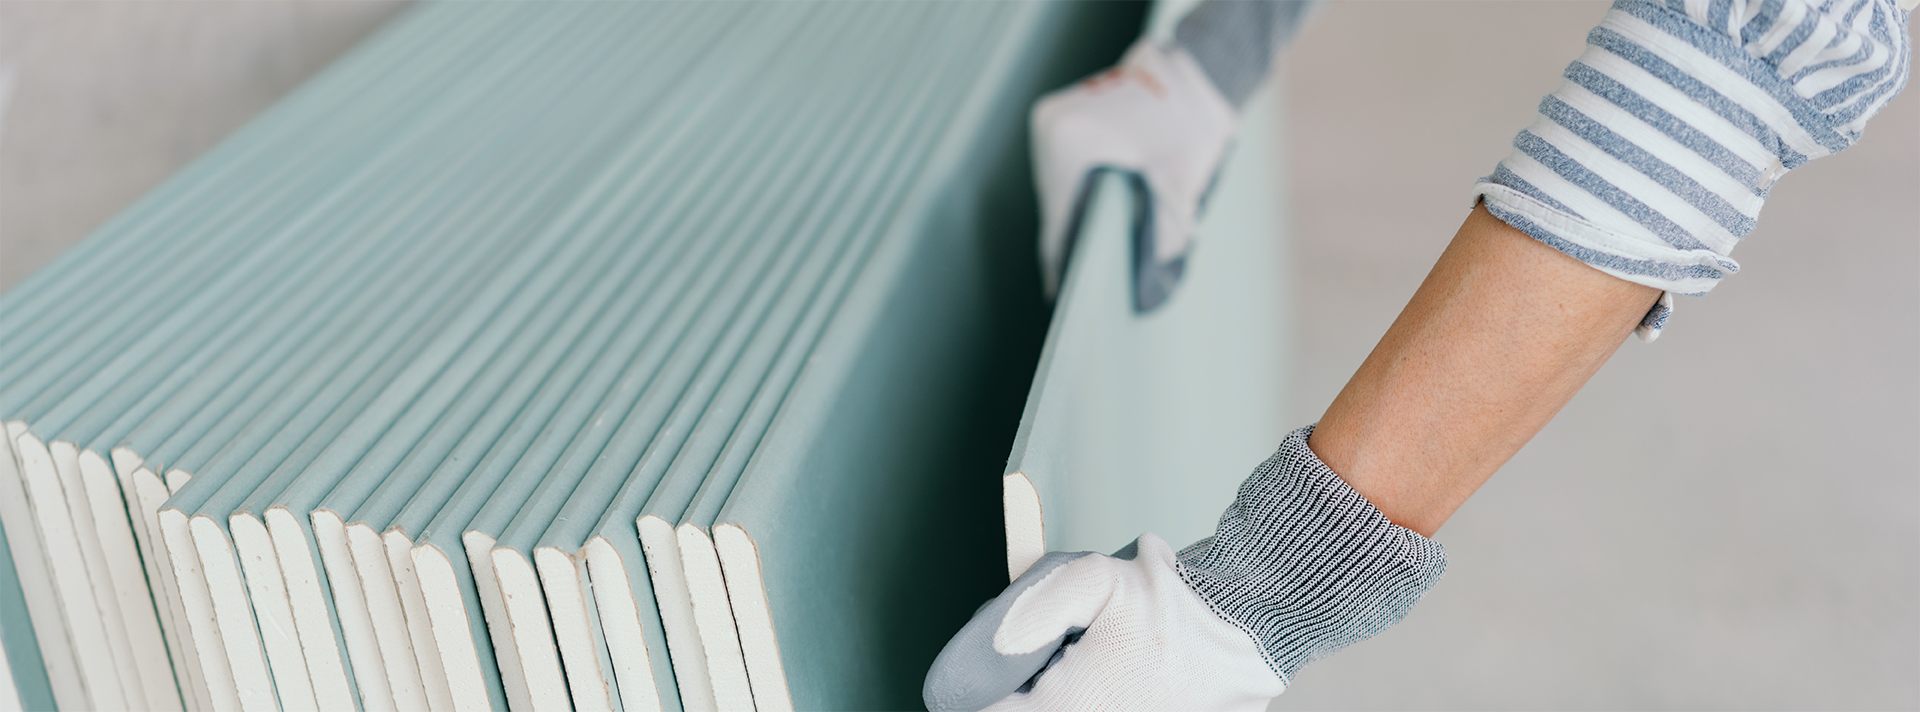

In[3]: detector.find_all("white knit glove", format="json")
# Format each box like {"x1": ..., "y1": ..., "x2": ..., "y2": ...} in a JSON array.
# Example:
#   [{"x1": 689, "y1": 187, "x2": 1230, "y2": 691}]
[
  {"x1": 925, "y1": 427, "x2": 1447, "y2": 712},
  {"x1": 950, "y1": 535, "x2": 1282, "y2": 712},
  {"x1": 1031, "y1": 39, "x2": 1237, "y2": 311}
]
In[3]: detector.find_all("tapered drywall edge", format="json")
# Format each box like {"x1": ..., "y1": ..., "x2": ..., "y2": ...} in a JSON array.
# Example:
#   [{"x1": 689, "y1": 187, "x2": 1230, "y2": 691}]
[
  {"x1": 0, "y1": 422, "x2": 89, "y2": 710},
  {"x1": 308, "y1": 509, "x2": 400, "y2": 712},
  {"x1": 186, "y1": 515, "x2": 278, "y2": 710},
  {"x1": 637, "y1": 515, "x2": 717, "y2": 711},
  {"x1": 0, "y1": 610, "x2": 19, "y2": 712},
  {"x1": 347, "y1": 520, "x2": 445, "y2": 710},
  {"x1": 408, "y1": 541, "x2": 510, "y2": 712},
  {"x1": 15, "y1": 430, "x2": 128, "y2": 708},
  {"x1": 261, "y1": 506, "x2": 358, "y2": 712},
  {"x1": 129, "y1": 466, "x2": 215, "y2": 712},
  {"x1": 676, "y1": 524, "x2": 752, "y2": 712},
  {"x1": 229, "y1": 513, "x2": 318, "y2": 712},
  {"x1": 415, "y1": 539, "x2": 527, "y2": 712},
  {"x1": 0, "y1": 424, "x2": 89, "y2": 710},
  {"x1": 383, "y1": 528, "x2": 468, "y2": 712},
  {"x1": 109, "y1": 447, "x2": 194, "y2": 710},
  {"x1": 165, "y1": 469, "x2": 192, "y2": 496},
  {"x1": 712, "y1": 524, "x2": 790, "y2": 712},
  {"x1": 78, "y1": 448, "x2": 182, "y2": 712},
  {"x1": 533, "y1": 545, "x2": 617, "y2": 712},
  {"x1": 158, "y1": 504, "x2": 243, "y2": 711},
  {"x1": 49, "y1": 440, "x2": 141, "y2": 708},
  {"x1": 1003, "y1": 472, "x2": 1045, "y2": 581},
  {"x1": 582, "y1": 537, "x2": 664, "y2": 712},
  {"x1": 459, "y1": 530, "x2": 534, "y2": 712},
  {"x1": 489, "y1": 547, "x2": 569, "y2": 707}
]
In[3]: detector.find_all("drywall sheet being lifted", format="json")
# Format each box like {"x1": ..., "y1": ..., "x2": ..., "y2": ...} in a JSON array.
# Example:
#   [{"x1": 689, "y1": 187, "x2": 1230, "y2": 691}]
[{"x1": 1001, "y1": 84, "x2": 1296, "y2": 580}]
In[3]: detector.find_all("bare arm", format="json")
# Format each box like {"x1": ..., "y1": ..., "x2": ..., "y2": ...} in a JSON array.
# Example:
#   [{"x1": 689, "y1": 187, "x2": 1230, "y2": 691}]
[{"x1": 1310, "y1": 203, "x2": 1661, "y2": 537}]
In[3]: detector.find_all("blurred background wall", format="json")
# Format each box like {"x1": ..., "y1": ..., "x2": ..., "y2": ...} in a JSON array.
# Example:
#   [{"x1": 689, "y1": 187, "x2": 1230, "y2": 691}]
[
  {"x1": 0, "y1": 1, "x2": 1912, "y2": 709},
  {"x1": 0, "y1": 0, "x2": 407, "y2": 290},
  {"x1": 1274, "y1": 2, "x2": 1917, "y2": 710}
]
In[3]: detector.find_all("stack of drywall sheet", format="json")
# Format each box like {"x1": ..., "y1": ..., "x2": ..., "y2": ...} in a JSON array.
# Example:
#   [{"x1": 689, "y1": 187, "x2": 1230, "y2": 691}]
[
  {"x1": 1001, "y1": 84, "x2": 1295, "y2": 580},
  {"x1": 0, "y1": 1, "x2": 1139, "y2": 710}
]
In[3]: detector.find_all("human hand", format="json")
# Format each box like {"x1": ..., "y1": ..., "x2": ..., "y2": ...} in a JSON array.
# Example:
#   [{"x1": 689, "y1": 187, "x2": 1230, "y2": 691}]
[
  {"x1": 1030, "y1": 39, "x2": 1237, "y2": 312},
  {"x1": 922, "y1": 535, "x2": 1281, "y2": 712},
  {"x1": 925, "y1": 428, "x2": 1447, "y2": 712}
]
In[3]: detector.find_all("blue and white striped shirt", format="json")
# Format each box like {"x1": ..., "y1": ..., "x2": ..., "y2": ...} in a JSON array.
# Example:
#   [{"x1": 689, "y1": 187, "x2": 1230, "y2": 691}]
[{"x1": 1474, "y1": 0, "x2": 1911, "y2": 339}]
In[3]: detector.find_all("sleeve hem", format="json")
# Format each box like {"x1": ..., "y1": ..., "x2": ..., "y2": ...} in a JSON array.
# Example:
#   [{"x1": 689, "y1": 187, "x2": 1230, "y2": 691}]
[{"x1": 1473, "y1": 182, "x2": 1736, "y2": 296}]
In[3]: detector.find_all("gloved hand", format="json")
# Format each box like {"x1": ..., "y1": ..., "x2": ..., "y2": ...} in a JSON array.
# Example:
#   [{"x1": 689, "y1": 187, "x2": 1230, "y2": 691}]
[
  {"x1": 1030, "y1": 39, "x2": 1237, "y2": 312},
  {"x1": 925, "y1": 427, "x2": 1448, "y2": 711}
]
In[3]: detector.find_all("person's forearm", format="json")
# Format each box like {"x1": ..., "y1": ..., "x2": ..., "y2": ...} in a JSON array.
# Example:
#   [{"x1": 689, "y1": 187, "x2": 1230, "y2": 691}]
[{"x1": 1309, "y1": 204, "x2": 1660, "y2": 537}]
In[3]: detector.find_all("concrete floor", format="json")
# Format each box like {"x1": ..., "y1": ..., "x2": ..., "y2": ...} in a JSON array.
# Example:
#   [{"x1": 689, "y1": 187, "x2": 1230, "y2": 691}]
[{"x1": 0, "y1": 2, "x2": 1914, "y2": 709}]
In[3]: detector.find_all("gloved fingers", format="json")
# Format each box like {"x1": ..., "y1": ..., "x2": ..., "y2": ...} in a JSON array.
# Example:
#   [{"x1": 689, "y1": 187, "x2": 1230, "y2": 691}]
[
  {"x1": 994, "y1": 554, "x2": 1119, "y2": 655},
  {"x1": 1030, "y1": 87, "x2": 1147, "y2": 299},
  {"x1": 1035, "y1": 166, "x2": 1101, "y2": 299},
  {"x1": 1131, "y1": 170, "x2": 1195, "y2": 312},
  {"x1": 923, "y1": 551, "x2": 1095, "y2": 712}
]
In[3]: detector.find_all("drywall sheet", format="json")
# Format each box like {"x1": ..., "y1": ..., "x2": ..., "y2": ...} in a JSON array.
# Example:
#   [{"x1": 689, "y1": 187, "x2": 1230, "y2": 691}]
[
  {"x1": 0, "y1": 1, "x2": 1150, "y2": 710},
  {"x1": 706, "y1": 3, "x2": 1151, "y2": 709},
  {"x1": 1002, "y1": 83, "x2": 1295, "y2": 579}
]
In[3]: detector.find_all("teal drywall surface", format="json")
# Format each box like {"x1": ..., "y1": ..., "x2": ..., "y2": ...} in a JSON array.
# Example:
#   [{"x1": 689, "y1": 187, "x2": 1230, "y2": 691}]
[
  {"x1": 712, "y1": 2, "x2": 1151, "y2": 707},
  {"x1": 0, "y1": 521, "x2": 56, "y2": 712},
  {"x1": 1006, "y1": 77, "x2": 1295, "y2": 561},
  {"x1": 0, "y1": 2, "x2": 1164, "y2": 708}
]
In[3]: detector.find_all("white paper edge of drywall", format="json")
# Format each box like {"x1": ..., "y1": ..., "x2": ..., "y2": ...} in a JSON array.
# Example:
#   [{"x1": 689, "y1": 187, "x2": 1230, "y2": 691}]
[
  {"x1": 347, "y1": 520, "x2": 444, "y2": 710},
  {"x1": 158, "y1": 501, "x2": 244, "y2": 711},
  {"x1": 414, "y1": 539, "x2": 527, "y2": 712},
  {"x1": 488, "y1": 545, "x2": 569, "y2": 708},
  {"x1": 1002, "y1": 472, "x2": 1045, "y2": 581},
  {"x1": 84, "y1": 449, "x2": 183, "y2": 712},
  {"x1": 310, "y1": 509, "x2": 404, "y2": 712},
  {"x1": 0, "y1": 603, "x2": 19, "y2": 712},
  {"x1": 166, "y1": 470, "x2": 192, "y2": 497},
  {"x1": 49, "y1": 440, "x2": 143, "y2": 706},
  {"x1": 129, "y1": 465, "x2": 215, "y2": 712},
  {"x1": 468, "y1": 530, "x2": 549, "y2": 711},
  {"x1": 713, "y1": 524, "x2": 791, "y2": 712},
  {"x1": 583, "y1": 537, "x2": 664, "y2": 712},
  {"x1": 263, "y1": 507, "x2": 359, "y2": 712},
  {"x1": 533, "y1": 545, "x2": 616, "y2": 712},
  {"x1": 16, "y1": 431, "x2": 127, "y2": 708},
  {"x1": 460, "y1": 531, "x2": 535, "y2": 712},
  {"x1": 228, "y1": 512, "x2": 318, "y2": 712},
  {"x1": 186, "y1": 515, "x2": 277, "y2": 710},
  {"x1": 0, "y1": 423, "x2": 89, "y2": 710},
  {"x1": 637, "y1": 515, "x2": 717, "y2": 711},
  {"x1": 382, "y1": 527, "x2": 460, "y2": 712},
  {"x1": 116, "y1": 451, "x2": 203, "y2": 711},
  {"x1": 676, "y1": 524, "x2": 753, "y2": 712}
]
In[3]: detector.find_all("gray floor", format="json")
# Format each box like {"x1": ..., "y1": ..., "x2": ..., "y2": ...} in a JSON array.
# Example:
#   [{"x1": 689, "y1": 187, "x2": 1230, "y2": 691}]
[{"x1": 1, "y1": 2, "x2": 1914, "y2": 710}]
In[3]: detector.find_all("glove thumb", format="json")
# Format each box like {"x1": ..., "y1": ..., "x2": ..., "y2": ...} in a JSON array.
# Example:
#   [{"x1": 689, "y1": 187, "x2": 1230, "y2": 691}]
[
  {"x1": 994, "y1": 554, "x2": 1116, "y2": 655},
  {"x1": 924, "y1": 551, "x2": 1102, "y2": 712}
]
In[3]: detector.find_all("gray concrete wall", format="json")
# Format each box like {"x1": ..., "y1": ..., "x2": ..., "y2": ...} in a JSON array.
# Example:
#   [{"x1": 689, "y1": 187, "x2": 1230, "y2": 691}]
[
  {"x1": 1273, "y1": 2, "x2": 1918, "y2": 709},
  {"x1": 0, "y1": 0, "x2": 407, "y2": 291}
]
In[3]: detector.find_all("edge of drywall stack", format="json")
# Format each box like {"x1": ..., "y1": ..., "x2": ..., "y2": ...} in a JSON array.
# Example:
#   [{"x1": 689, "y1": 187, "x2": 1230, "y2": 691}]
[
  {"x1": 708, "y1": 2, "x2": 1153, "y2": 708},
  {"x1": 1004, "y1": 72, "x2": 1295, "y2": 579}
]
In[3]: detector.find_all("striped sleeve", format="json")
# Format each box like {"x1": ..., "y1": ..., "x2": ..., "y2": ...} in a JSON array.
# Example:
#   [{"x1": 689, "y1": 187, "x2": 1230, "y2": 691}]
[{"x1": 1473, "y1": 0, "x2": 1911, "y2": 341}]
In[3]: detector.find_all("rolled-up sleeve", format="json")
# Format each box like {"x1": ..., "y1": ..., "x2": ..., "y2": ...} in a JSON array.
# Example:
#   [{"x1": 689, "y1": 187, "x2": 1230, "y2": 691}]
[{"x1": 1474, "y1": 0, "x2": 1911, "y2": 340}]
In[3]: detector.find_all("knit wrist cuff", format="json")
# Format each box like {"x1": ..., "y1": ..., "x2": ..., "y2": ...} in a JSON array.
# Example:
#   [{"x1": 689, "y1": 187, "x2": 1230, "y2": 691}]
[{"x1": 1175, "y1": 425, "x2": 1447, "y2": 684}]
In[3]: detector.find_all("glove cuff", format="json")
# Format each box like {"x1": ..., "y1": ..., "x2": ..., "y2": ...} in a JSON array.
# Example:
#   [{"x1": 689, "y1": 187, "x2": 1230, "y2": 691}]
[{"x1": 1175, "y1": 425, "x2": 1447, "y2": 685}]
